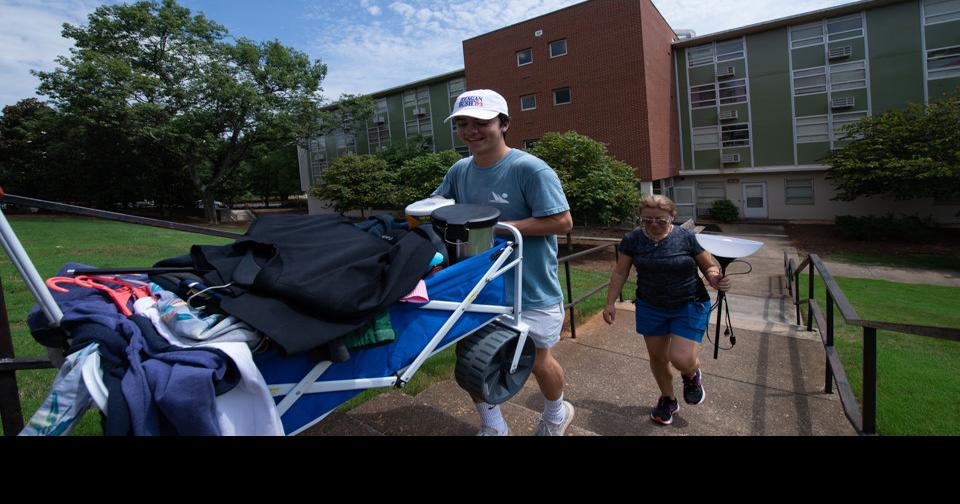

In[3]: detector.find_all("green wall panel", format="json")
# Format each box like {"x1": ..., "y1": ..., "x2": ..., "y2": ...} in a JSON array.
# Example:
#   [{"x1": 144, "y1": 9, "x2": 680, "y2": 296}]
[
  {"x1": 746, "y1": 28, "x2": 794, "y2": 166},
  {"x1": 692, "y1": 107, "x2": 719, "y2": 127},
  {"x1": 795, "y1": 94, "x2": 829, "y2": 116},
  {"x1": 387, "y1": 94, "x2": 405, "y2": 144},
  {"x1": 430, "y1": 82, "x2": 453, "y2": 151},
  {"x1": 792, "y1": 45, "x2": 826, "y2": 70},
  {"x1": 867, "y1": 1, "x2": 924, "y2": 112},
  {"x1": 797, "y1": 142, "x2": 830, "y2": 165},
  {"x1": 356, "y1": 122, "x2": 370, "y2": 154},
  {"x1": 925, "y1": 20, "x2": 960, "y2": 49},
  {"x1": 694, "y1": 149, "x2": 721, "y2": 170},
  {"x1": 689, "y1": 65, "x2": 716, "y2": 86},
  {"x1": 929, "y1": 77, "x2": 960, "y2": 100}
]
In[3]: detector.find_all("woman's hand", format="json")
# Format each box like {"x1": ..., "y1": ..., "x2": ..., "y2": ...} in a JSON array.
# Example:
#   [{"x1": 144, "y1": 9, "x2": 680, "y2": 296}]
[
  {"x1": 708, "y1": 273, "x2": 731, "y2": 292},
  {"x1": 602, "y1": 304, "x2": 617, "y2": 324}
]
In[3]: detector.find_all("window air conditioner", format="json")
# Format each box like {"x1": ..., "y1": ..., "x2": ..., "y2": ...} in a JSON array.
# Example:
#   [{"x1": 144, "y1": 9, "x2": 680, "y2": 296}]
[
  {"x1": 719, "y1": 109, "x2": 739, "y2": 121},
  {"x1": 831, "y1": 97, "x2": 855, "y2": 109},
  {"x1": 716, "y1": 66, "x2": 736, "y2": 78},
  {"x1": 828, "y1": 46, "x2": 852, "y2": 59},
  {"x1": 721, "y1": 153, "x2": 741, "y2": 164}
]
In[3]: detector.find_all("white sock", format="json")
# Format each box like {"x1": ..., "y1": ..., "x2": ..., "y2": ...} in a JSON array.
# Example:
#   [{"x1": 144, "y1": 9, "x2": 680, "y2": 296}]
[
  {"x1": 476, "y1": 402, "x2": 508, "y2": 434},
  {"x1": 542, "y1": 394, "x2": 565, "y2": 424}
]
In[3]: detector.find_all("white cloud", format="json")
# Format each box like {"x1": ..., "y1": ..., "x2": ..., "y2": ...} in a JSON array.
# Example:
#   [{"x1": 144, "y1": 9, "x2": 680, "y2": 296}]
[
  {"x1": 0, "y1": 0, "x2": 102, "y2": 108},
  {"x1": 651, "y1": 0, "x2": 852, "y2": 37},
  {"x1": 368, "y1": 6, "x2": 382, "y2": 15}
]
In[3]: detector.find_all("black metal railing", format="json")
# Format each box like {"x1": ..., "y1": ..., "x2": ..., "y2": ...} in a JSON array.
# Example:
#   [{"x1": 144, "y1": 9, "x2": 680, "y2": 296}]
[
  {"x1": 784, "y1": 251, "x2": 960, "y2": 435},
  {"x1": 558, "y1": 234, "x2": 621, "y2": 339}
]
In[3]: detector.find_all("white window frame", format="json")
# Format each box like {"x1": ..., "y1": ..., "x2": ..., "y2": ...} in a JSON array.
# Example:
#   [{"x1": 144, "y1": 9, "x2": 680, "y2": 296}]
[
  {"x1": 696, "y1": 181, "x2": 726, "y2": 217},
  {"x1": 832, "y1": 111, "x2": 867, "y2": 142},
  {"x1": 827, "y1": 14, "x2": 863, "y2": 42},
  {"x1": 793, "y1": 66, "x2": 827, "y2": 96},
  {"x1": 308, "y1": 136, "x2": 327, "y2": 181},
  {"x1": 520, "y1": 94, "x2": 537, "y2": 111},
  {"x1": 718, "y1": 79, "x2": 747, "y2": 105},
  {"x1": 687, "y1": 44, "x2": 715, "y2": 67},
  {"x1": 335, "y1": 131, "x2": 356, "y2": 157},
  {"x1": 927, "y1": 45, "x2": 960, "y2": 80},
  {"x1": 553, "y1": 87, "x2": 572, "y2": 105},
  {"x1": 517, "y1": 48, "x2": 533, "y2": 67},
  {"x1": 690, "y1": 83, "x2": 717, "y2": 108},
  {"x1": 692, "y1": 126, "x2": 720, "y2": 151},
  {"x1": 403, "y1": 87, "x2": 433, "y2": 141},
  {"x1": 448, "y1": 77, "x2": 465, "y2": 136},
  {"x1": 716, "y1": 39, "x2": 745, "y2": 62},
  {"x1": 795, "y1": 115, "x2": 829, "y2": 144},
  {"x1": 785, "y1": 178, "x2": 815, "y2": 205},
  {"x1": 830, "y1": 60, "x2": 867, "y2": 91},
  {"x1": 549, "y1": 39, "x2": 567, "y2": 58},
  {"x1": 721, "y1": 123, "x2": 751, "y2": 148},
  {"x1": 924, "y1": 0, "x2": 960, "y2": 25},
  {"x1": 791, "y1": 22, "x2": 824, "y2": 48},
  {"x1": 366, "y1": 98, "x2": 390, "y2": 153}
]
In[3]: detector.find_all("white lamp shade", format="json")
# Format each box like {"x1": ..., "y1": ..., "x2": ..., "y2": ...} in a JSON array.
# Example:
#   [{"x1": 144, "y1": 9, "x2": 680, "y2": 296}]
[{"x1": 696, "y1": 234, "x2": 764, "y2": 259}]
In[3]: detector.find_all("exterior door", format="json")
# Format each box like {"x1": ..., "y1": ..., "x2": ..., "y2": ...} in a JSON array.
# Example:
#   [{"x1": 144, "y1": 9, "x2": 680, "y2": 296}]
[{"x1": 742, "y1": 182, "x2": 768, "y2": 219}]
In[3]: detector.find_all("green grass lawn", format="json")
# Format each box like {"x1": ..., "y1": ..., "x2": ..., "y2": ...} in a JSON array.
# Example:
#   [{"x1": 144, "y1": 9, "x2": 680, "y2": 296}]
[
  {"x1": 798, "y1": 274, "x2": 960, "y2": 435},
  {"x1": 1, "y1": 216, "x2": 626, "y2": 433},
  {"x1": 828, "y1": 251, "x2": 960, "y2": 273},
  {"x1": 0, "y1": 216, "x2": 233, "y2": 436}
]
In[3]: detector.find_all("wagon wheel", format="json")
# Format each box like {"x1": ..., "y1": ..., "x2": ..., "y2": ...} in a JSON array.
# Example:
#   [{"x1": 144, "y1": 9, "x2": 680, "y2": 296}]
[{"x1": 455, "y1": 325, "x2": 536, "y2": 404}]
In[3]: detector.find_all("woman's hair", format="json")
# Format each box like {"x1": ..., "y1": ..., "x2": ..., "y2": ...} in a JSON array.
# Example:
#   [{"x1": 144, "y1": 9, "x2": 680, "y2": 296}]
[{"x1": 640, "y1": 194, "x2": 677, "y2": 217}]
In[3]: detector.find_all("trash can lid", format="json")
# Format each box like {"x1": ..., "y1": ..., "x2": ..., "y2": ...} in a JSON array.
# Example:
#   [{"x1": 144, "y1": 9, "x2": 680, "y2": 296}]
[{"x1": 431, "y1": 204, "x2": 500, "y2": 228}]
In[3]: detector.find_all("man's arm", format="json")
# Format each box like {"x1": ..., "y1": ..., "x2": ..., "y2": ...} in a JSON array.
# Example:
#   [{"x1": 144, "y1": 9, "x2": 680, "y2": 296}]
[{"x1": 501, "y1": 210, "x2": 573, "y2": 236}]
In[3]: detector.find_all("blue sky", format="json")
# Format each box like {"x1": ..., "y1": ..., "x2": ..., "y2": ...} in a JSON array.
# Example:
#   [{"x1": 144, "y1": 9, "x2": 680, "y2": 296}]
[{"x1": 0, "y1": 0, "x2": 856, "y2": 109}]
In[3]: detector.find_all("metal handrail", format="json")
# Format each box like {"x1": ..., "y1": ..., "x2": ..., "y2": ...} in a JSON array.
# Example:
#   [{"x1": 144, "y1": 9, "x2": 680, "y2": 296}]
[
  {"x1": 558, "y1": 238, "x2": 620, "y2": 339},
  {"x1": 785, "y1": 250, "x2": 960, "y2": 435}
]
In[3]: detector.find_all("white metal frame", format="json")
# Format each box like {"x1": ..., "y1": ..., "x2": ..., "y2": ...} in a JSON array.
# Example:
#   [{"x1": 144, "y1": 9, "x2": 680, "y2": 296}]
[{"x1": 269, "y1": 223, "x2": 530, "y2": 435}]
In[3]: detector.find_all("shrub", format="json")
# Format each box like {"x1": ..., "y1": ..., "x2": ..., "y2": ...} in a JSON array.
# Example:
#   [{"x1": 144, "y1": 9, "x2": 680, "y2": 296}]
[
  {"x1": 309, "y1": 154, "x2": 397, "y2": 215},
  {"x1": 394, "y1": 150, "x2": 464, "y2": 207},
  {"x1": 710, "y1": 199, "x2": 739, "y2": 223},
  {"x1": 835, "y1": 214, "x2": 938, "y2": 242}
]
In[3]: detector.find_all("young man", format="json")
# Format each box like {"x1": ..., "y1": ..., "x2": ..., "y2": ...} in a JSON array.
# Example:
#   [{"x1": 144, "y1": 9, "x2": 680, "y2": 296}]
[{"x1": 432, "y1": 89, "x2": 575, "y2": 436}]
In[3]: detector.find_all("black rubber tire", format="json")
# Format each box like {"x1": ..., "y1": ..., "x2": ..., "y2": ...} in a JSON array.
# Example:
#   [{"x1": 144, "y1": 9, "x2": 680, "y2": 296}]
[{"x1": 455, "y1": 324, "x2": 536, "y2": 404}]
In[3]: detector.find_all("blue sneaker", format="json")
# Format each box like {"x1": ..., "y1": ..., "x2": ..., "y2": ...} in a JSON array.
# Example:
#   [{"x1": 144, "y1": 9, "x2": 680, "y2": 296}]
[
  {"x1": 650, "y1": 396, "x2": 679, "y2": 425},
  {"x1": 682, "y1": 368, "x2": 705, "y2": 405}
]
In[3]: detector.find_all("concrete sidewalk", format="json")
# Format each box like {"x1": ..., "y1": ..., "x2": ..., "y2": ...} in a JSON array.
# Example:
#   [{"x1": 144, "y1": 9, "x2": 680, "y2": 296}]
[{"x1": 301, "y1": 223, "x2": 856, "y2": 437}]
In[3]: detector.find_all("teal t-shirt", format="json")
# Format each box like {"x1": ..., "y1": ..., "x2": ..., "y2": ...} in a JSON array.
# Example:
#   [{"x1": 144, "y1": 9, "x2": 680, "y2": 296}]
[{"x1": 432, "y1": 149, "x2": 569, "y2": 309}]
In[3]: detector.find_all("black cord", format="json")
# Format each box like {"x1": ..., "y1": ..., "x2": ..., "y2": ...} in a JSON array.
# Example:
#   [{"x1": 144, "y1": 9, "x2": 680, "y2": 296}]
[{"x1": 702, "y1": 259, "x2": 752, "y2": 350}]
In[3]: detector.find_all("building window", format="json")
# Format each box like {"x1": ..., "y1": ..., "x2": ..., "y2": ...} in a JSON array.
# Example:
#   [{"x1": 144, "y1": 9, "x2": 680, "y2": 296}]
[
  {"x1": 520, "y1": 94, "x2": 537, "y2": 111},
  {"x1": 690, "y1": 83, "x2": 717, "y2": 108},
  {"x1": 448, "y1": 77, "x2": 465, "y2": 133},
  {"x1": 517, "y1": 48, "x2": 533, "y2": 66},
  {"x1": 830, "y1": 60, "x2": 867, "y2": 91},
  {"x1": 925, "y1": 0, "x2": 960, "y2": 24},
  {"x1": 553, "y1": 87, "x2": 571, "y2": 105},
  {"x1": 687, "y1": 44, "x2": 715, "y2": 67},
  {"x1": 791, "y1": 22, "x2": 824, "y2": 48},
  {"x1": 927, "y1": 46, "x2": 960, "y2": 80},
  {"x1": 335, "y1": 131, "x2": 356, "y2": 157},
  {"x1": 827, "y1": 14, "x2": 863, "y2": 41},
  {"x1": 549, "y1": 39, "x2": 567, "y2": 58},
  {"x1": 523, "y1": 139, "x2": 539, "y2": 149},
  {"x1": 721, "y1": 123, "x2": 750, "y2": 147},
  {"x1": 696, "y1": 181, "x2": 726, "y2": 217},
  {"x1": 793, "y1": 66, "x2": 827, "y2": 95},
  {"x1": 367, "y1": 98, "x2": 390, "y2": 153},
  {"x1": 692, "y1": 126, "x2": 719, "y2": 151},
  {"x1": 832, "y1": 111, "x2": 868, "y2": 142},
  {"x1": 785, "y1": 179, "x2": 815, "y2": 205},
  {"x1": 308, "y1": 136, "x2": 327, "y2": 182},
  {"x1": 718, "y1": 79, "x2": 747, "y2": 105},
  {"x1": 716, "y1": 39, "x2": 744, "y2": 62},
  {"x1": 403, "y1": 87, "x2": 433, "y2": 141},
  {"x1": 795, "y1": 115, "x2": 829, "y2": 143}
]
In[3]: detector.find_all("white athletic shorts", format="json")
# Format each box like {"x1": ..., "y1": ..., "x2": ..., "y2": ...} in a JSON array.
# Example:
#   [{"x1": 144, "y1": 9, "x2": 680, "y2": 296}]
[{"x1": 521, "y1": 303, "x2": 565, "y2": 349}]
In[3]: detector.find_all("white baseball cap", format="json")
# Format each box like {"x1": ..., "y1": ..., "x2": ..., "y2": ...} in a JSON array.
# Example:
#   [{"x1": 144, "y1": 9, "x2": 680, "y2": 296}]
[{"x1": 445, "y1": 89, "x2": 509, "y2": 123}]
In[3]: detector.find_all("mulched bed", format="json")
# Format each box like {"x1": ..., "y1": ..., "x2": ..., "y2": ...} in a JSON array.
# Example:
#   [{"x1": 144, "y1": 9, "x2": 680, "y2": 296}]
[{"x1": 784, "y1": 224, "x2": 960, "y2": 257}]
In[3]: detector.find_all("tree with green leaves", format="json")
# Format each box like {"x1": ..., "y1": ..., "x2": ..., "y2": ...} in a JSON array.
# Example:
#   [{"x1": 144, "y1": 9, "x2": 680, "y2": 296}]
[
  {"x1": 393, "y1": 150, "x2": 463, "y2": 207},
  {"x1": 309, "y1": 154, "x2": 397, "y2": 216},
  {"x1": 35, "y1": 0, "x2": 371, "y2": 222},
  {"x1": 526, "y1": 131, "x2": 641, "y2": 226},
  {"x1": 827, "y1": 92, "x2": 960, "y2": 202}
]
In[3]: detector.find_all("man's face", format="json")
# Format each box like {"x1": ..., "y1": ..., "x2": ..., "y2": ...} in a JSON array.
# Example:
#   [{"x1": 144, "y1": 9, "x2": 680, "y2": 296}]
[{"x1": 454, "y1": 116, "x2": 507, "y2": 156}]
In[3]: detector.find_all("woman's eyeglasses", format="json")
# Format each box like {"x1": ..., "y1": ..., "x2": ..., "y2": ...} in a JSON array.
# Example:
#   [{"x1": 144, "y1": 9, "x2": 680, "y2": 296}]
[{"x1": 640, "y1": 217, "x2": 671, "y2": 226}]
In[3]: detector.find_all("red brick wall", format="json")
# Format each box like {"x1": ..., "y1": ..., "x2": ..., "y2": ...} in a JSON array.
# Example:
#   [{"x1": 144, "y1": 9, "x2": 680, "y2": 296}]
[{"x1": 462, "y1": 0, "x2": 677, "y2": 182}]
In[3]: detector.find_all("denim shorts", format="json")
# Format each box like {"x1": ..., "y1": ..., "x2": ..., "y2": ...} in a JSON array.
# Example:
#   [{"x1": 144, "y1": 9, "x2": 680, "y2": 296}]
[{"x1": 634, "y1": 298, "x2": 711, "y2": 342}]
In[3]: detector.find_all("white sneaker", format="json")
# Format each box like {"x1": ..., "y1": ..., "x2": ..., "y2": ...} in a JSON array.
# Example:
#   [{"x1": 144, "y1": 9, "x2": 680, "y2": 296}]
[
  {"x1": 476, "y1": 425, "x2": 510, "y2": 436},
  {"x1": 534, "y1": 401, "x2": 575, "y2": 436}
]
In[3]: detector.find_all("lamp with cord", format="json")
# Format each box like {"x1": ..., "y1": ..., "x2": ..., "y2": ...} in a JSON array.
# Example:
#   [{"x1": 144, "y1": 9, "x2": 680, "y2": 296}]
[{"x1": 695, "y1": 234, "x2": 764, "y2": 359}]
